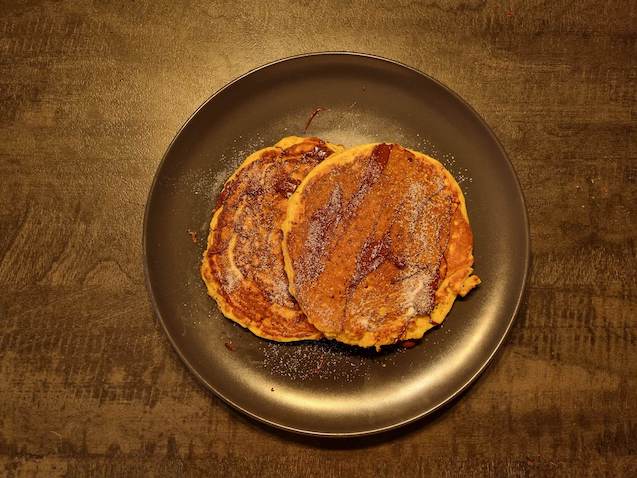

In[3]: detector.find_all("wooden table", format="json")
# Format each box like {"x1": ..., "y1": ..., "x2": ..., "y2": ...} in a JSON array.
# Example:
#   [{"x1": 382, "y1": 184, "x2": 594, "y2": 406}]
[{"x1": 1, "y1": 1, "x2": 635, "y2": 476}]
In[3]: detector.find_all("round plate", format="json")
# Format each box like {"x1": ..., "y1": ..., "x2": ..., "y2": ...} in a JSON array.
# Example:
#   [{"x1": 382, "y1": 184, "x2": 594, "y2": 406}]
[{"x1": 143, "y1": 52, "x2": 529, "y2": 437}]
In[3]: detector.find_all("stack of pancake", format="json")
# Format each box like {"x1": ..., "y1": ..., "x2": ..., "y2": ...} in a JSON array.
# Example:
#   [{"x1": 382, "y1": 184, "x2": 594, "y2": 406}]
[{"x1": 201, "y1": 136, "x2": 480, "y2": 351}]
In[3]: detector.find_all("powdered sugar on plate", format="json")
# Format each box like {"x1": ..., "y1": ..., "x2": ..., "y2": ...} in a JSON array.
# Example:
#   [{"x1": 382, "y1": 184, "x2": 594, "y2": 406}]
[{"x1": 259, "y1": 340, "x2": 406, "y2": 382}]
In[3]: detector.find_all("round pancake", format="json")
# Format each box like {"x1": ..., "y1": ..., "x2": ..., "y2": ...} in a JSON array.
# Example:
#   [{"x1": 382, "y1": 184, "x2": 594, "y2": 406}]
[
  {"x1": 201, "y1": 136, "x2": 343, "y2": 341},
  {"x1": 281, "y1": 143, "x2": 480, "y2": 350}
]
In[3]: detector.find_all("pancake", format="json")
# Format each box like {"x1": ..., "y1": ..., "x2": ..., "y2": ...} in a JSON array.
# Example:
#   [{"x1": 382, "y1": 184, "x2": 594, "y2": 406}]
[
  {"x1": 281, "y1": 143, "x2": 480, "y2": 350},
  {"x1": 201, "y1": 136, "x2": 343, "y2": 341}
]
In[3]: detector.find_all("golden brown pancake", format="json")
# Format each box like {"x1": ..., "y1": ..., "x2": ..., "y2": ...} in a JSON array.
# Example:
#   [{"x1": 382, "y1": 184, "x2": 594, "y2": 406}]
[
  {"x1": 282, "y1": 143, "x2": 480, "y2": 350},
  {"x1": 201, "y1": 136, "x2": 343, "y2": 341}
]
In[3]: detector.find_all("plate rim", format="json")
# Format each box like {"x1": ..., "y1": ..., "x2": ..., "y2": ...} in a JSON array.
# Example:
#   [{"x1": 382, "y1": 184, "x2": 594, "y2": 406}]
[{"x1": 142, "y1": 51, "x2": 531, "y2": 438}]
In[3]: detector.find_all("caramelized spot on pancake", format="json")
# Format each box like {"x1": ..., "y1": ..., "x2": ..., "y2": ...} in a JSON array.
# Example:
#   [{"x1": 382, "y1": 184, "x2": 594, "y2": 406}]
[
  {"x1": 352, "y1": 229, "x2": 392, "y2": 291},
  {"x1": 273, "y1": 175, "x2": 301, "y2": 198}
]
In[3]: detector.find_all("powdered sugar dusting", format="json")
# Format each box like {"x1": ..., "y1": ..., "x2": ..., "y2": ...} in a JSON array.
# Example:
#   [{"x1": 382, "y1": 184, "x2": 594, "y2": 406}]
[
  {"x1": 405, "y1": 182, "x2": 427, "y2": 236},
  {"x1": 410, "y1": 134, "x2": 473, "y2": 193},
  {"x1": 259, "y1": 340, "x2": 406, "y2": 382},
  {"x1": 296, "y1": 184, "x2": 343, "y2": 286},
  {"x1": 399, "y1": 268, "x2": 436, "y2": 315},
  {"x1": 305, "y1": 109, "x2": 409, "y2": 147},
  {"x1": 403, "y1": 176, "x2": 446, "y2": 253},
  {"x1": 178, "y1": 133, "x2": 270, "y2": 205},
  {"x1": 220, "y1": 261, "x2": 241, "y2": 294}
]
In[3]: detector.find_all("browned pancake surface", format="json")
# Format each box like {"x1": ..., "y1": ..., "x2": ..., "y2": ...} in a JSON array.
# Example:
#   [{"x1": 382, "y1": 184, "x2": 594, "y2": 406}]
[
  {"x1": 282, "y1": 143, "x2": 479, "y2": 348},
  {"x1": 201, "y1": 137, "x2": 340, "y2": 341}
]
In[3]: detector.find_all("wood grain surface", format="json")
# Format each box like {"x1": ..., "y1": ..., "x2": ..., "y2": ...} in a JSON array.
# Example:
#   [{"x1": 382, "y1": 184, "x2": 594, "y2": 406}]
[{"x1": 1, "y1": 1, "x2": 635, "y2": 476}]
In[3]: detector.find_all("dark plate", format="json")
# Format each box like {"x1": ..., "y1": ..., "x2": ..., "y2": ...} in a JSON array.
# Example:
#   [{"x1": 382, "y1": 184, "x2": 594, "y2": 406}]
[{"x1": 143, "y1": 52, "x2": 529, "y2": 437}]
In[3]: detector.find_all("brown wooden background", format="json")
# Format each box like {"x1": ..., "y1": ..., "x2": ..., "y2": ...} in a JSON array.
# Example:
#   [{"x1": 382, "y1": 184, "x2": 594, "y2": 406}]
[{"x1": 1, "y1": 1, "x2": 635, "y2": 476}]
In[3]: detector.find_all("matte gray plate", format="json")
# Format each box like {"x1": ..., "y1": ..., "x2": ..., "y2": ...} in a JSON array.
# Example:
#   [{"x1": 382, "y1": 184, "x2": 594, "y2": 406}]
[{"x1": 143, "y1": 52, "x2": 529, "y2": 437}]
